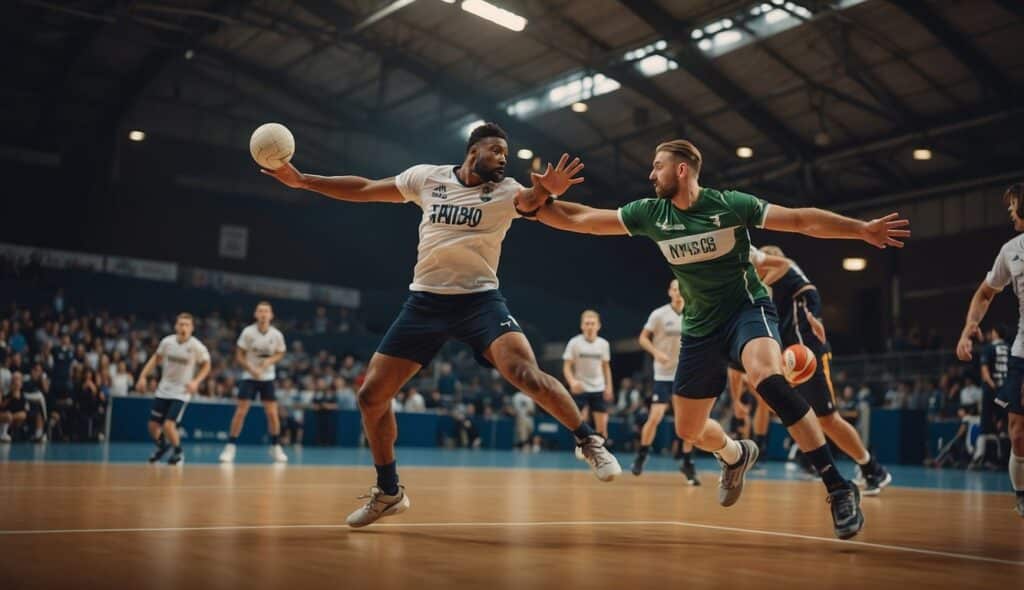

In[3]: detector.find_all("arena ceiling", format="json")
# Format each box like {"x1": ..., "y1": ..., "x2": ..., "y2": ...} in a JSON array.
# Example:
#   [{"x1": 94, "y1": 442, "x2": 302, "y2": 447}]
[{"x1": 9, "y1": 0, "x2": 1024, "y2": 208}]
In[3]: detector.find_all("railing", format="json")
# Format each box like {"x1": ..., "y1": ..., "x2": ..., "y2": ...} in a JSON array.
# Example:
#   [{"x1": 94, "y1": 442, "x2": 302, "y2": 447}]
[{"x1": 830, "y1": 349, "x2": 961, "y2": 384}]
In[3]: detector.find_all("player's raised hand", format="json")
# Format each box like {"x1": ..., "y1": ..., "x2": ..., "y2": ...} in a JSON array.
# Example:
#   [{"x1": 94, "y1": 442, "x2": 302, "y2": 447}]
[
  {"x1": 261, "y1": 162, "x2": 306, "y2": 189},
  {"x1": 531, "y1": 153, "x2": 585, "y2": 197},
  {"x1": 956, "y1": 324, "x2": 981, "y2": 361},
  {"x1": 861, "y1": 212, "x2": 910, "y2": 249}
]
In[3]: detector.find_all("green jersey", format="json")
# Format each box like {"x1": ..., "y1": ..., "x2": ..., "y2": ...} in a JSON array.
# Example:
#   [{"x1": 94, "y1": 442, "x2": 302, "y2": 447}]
[{"x1": 618, "y1": 188, "x2": 771, "y2": 337}]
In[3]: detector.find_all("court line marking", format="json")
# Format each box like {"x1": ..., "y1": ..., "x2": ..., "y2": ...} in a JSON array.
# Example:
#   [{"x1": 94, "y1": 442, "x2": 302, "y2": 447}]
[{"x1": 0, "y1": 520, "x2": 1020, "y2": 567}]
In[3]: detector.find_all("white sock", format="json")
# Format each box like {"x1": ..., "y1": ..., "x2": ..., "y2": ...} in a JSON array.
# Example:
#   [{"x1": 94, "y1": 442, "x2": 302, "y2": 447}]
[
  {"x1": 0, "y1": 423, "x2": 9, "y2": 437},
  {"x1": 854, "y1": 450, "x2": 871, "y2": 465},
  {"x1": 34, "y1": 428, "x2": 43, "y2": 437},
  {"x1": 715, "y1": 438, "x2": 743, "y2": 465},
  {"x1": 1011, "y1": 451, "x2": 1024, "y2": 492}
]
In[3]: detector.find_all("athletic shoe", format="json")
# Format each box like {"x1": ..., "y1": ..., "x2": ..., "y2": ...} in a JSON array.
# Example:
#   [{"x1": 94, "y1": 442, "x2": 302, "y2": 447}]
[
  {"x1": 270, "y1": 444, "x2": 288, "y2": 463},
  {"x1": 167, "y1": 449, "x2": 184, "y2": 465},
  {"x1": 346, "y1": 486, "x2": 410, "y2": 528},
  {"x1": 827, "y1": 483, "x2": 864, "y2": 540},
  {"x1": 219, "y1": 443, "x2": 236, "y2": 463},
  {"x1": 575, "y1": 435, "x2": 622, "y2": 481},
  {"x1": 862, "y1": 465, "x2": 892, "y2": 496},
  {"x1": 717, "y1": 439, "x2": 759, "y2": 507},
  {"x1": 631, "y1": 453, "x2": 648, "y2": 476},
  {"x1": 680, "y1": 462, "x2": 701, "y2": 486},
  {"x1": 1015, "y1": 494, "x2": 1024, "y2": 518},
  {"x1": 148, "y1": 444, "x2": 170, "y2": 463},
  {"x1": 0, "y1": 434, "x2": 11, "y2": 443}
]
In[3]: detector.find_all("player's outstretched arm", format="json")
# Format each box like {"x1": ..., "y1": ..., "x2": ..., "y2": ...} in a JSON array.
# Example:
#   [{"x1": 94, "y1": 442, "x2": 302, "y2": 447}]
[
  {"x1": 763, "y1": 206, "x2": 910, "y2": 248},
  {"x1": 261, "y1": 163, "x2": 405, "y2": 203},
  {"x1": 957, "y1": 281, "x2": 1001, "y2": 361},
  {"x1": 751, "y1": 251, "x2": 791, "y2": 286},
  {"x1": 535, "y1": 200, "x2": 629, "y2": 235}
]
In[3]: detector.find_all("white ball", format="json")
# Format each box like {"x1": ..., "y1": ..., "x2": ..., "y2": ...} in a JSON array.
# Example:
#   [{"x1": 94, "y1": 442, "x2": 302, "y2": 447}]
[{"x1": 249, "y1": 123, "x2": 295, "y2": 170}]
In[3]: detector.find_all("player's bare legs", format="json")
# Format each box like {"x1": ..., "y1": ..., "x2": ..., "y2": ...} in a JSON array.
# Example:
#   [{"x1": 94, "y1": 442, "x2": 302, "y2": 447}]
[
  {"x1": 485, "y1": 332, "x2": 621, "y2": 481},
  {"x1": 229, "y1": 400, "x2": 251, "y2": 442}
]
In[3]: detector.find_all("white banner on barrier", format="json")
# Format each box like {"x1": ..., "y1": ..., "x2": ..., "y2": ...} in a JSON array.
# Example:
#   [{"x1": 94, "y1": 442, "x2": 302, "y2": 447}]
[{"x1": 105, "y1": 256, "x2": 178, "y2": 282}]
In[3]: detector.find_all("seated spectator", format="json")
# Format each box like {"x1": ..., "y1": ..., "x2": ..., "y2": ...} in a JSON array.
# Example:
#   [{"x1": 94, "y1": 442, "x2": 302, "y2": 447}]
[
  {"x1": 0, "y1": 373, "x2": 29, "y2": 442},
  {"x1": 110, "y1": 361, "x2": 132, "y2": 397},
  {"x1": 312, "y1": 380, "x2": 338, "y2": 446},
  {"x1": 74, "y1": 368, "x2": 106, "y2": 441},
  {"x1": 335, "y1": 377, "x2": 357, "y2": 411},
  {"x1": 404, "y1": 387, "x2": 426, "y2": 413},
  {"x1": 959, "y1": 376, "x2": 982, "y2": 414}
]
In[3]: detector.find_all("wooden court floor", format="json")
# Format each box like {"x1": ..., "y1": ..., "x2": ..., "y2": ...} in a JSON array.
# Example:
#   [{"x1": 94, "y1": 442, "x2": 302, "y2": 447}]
[{"x1": 1, "y1": 462, "x2": 1021, "y2": 589}]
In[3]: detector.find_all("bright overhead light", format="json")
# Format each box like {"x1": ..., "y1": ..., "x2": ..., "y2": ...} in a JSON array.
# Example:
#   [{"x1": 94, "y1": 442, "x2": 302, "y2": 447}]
[
  {"x1": 843, "y1": 257, "x2": 867, "y2": 271},
  {"x1": 714, "y1": 30, "x2": 743, "y2": 46},
  {"x1": 736, "y1": 146, "x2": 753, "y2": 159},
  {"x1": 517, "y1": 148, "x2": 533, "y2": 160},
  {"x1": 913, "y1": 148, "x2": 933, "y2": 161},
  {"x1": 697, "y1": 39, "x2": 713, "y2": 51},
  {"x1": 441, "y1": 0, "x2": 456, "y2": 3},
  {"x1": 461, "y1": 119, "x2": 485, "y2": 138},
  {"x1": 571, "y1": 101, "x2": 588, "y2": 113},
  {"x1": 461, "y1": 0, "x2": 527, "y2": 32},
  {"x1": 128, "y1": 130, "x2": 146, "y2": 142},
  {"x1": 184, "y1": 49, "x2": 195, "y2": 60}
]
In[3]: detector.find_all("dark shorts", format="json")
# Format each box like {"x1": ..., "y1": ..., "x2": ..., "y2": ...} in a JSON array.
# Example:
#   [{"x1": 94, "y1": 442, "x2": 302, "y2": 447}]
[
  {"x1": 149, "y1": 398, "x2": 187, "y2": 424},
  {"x1": 238, "y1": 380, "x2": 276, "y2": 402},
  {"x1": 377, "y1": 290, "x2": 524, "y2": 367},
  {"x1": 779, "y1": 289, "x2": 831, "y2": 357},
  {"x1": 651, "y1": 380, "x2": 674, "y2": 404},
  {"x1": 796, "y1": 351, "x2": 838, "y2": 417},
  {"x1": 674, "y1": 298, "x2": 781, "y2": 399},
  {"x1": 575, "y1": 392, "x2": 608, "y2": 413},
  {"x1": 996, "y1": 357, "x2": 1024, "y2": 415}
]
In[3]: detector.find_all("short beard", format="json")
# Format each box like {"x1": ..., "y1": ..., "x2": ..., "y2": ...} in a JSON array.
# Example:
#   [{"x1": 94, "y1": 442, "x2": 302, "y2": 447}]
[
  {"x1": 654, "y1": 180, "x2": 677, "y2": 199},
  {"x1": 473, "y1": 160, "x2": 504, "y2": 183}
]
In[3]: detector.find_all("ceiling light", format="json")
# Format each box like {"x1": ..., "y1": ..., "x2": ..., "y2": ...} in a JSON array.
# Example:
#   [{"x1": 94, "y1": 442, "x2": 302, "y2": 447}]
[
  {"x1": 461, "y1": 119, "x2": 485, "y2": 138},
  {"x1": 736, "y1": 146, "x2": 753, "y2": 159},
  {"x1": 517, "y1": 148, "x2": 533, "y2": 160},
  {"x1": 843, "y1": 258, "x2": 867, "y2": 271},
  {"x1": 571, "y1": 101, "x2": 588, "y2": 113},
  {"x1": 184, "y1": 49, "x2": 195, "y2": 60},
  {"x1": 128, "y1": 130, "x2": 146, "y2": 142},
  {"x1": 913, "y1": 148, "x2": 932, "y2": 161},
  {"x1": 461, "y1": 0, "x2": 527, "y2": 32}
]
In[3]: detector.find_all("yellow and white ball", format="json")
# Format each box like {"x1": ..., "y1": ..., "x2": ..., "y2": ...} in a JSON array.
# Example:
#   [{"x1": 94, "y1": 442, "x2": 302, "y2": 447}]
[{"x1": 249, "y1": 123, "x2": 295, "y2": 170}]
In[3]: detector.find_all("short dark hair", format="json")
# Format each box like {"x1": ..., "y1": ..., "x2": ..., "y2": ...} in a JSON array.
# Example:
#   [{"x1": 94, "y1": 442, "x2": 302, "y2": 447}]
[
  {"x1": 1004, "y1": 182, "x2": 1024, "y2": 216},
  {"x1": 467, "y1": 122, "x2": 508, "y2": 152}
]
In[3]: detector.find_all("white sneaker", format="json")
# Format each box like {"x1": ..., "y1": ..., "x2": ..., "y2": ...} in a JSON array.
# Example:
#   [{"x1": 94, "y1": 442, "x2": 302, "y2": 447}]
[
  {"x1": 219, "y1": 443, "x2": 236, "y2": 463},
  {"x1": 575, "y1": 435, "x2": 622, "y2": 482},
  {"x1": 0, "y1": 434, "x2": 11, "y2": 443},
  {"x1": 346, "y1": 486, "x2": 410, "y2": 528},
  {"x1": 270, "y1": 444, "x2": 288, "y2": 463}
]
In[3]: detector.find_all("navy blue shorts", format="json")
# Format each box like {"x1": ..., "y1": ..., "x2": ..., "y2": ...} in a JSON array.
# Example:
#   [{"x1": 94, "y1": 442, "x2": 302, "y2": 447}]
[
  {"x1": 238, "y1": 380, "x2": 276, "y2": 402},
  {"x1": 996, "y1": 356, "x2": 1024, "y2": 415},
  {"x1": 575, "y1": 391, "x2": 608, "y2": 413},
  {"x1": 779, "y1": 289, "x2": 831, "y2": 358},
  {"x1": 150, "y1": 398, "x2": 187, "y2": 424},
  {"x1": 377, "y1": 290, "x2": 524, "y2": 367},
  {"x1": 651, "y1": 380, "x2": 673, "y2": 404},
  {"x1": 674, "y1": 298, "x2": 781, "y2": 399}
]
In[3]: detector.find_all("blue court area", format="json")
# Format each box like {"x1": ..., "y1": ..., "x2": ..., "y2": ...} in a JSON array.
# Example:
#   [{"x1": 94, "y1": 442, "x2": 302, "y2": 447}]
[{"x1": 0, "y1": 442, "x2": 1012, "y2": 494}]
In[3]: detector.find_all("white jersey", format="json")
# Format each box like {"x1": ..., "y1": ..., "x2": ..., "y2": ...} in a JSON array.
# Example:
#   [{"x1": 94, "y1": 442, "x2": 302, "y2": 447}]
[
  {"x1": 563, "y1": 335, "x2": 611, "y2": 392},
  {"x1": 644, "y1": 303, "x2": 684, "y2": 381},
  {"x1": 395, "y1": 164, "x2": 524, "y2": 294},
  {"x1": 512, "y1": 391, "x2": 535, "y2": 417},
  {"x1": 985, "y1": 234, "x2": 1024, "y2": 357},
  {"x1": 236, "y1": 324, "x2": 286, "y2": 381},
  {"x1": 155, "y1": 335, "x2": 210, "y2": 402}
]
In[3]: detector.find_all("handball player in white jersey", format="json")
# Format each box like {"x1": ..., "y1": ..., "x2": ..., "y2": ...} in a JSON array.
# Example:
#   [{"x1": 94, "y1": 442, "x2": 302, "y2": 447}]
[
  {"x1": 260, "y1": 123, "x2": 621, "y2": 528},
  {"x1": 135, "y1": 313, "x2": 211, "y2": 466}
]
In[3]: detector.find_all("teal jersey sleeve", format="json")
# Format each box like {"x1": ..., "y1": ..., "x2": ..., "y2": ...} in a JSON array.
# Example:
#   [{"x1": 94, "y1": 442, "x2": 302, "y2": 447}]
[
  {"x1": 723, "y1": 190, "x2": 770, "y2": 228},
  {"x1": 617, "y1": 198, "x2": 660, "y2": 237}
]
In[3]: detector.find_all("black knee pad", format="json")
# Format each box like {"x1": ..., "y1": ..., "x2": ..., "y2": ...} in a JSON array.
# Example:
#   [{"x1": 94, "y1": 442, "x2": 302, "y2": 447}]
[{"x1": 756, "y1": 374, "x2": 811, "y2": 427}]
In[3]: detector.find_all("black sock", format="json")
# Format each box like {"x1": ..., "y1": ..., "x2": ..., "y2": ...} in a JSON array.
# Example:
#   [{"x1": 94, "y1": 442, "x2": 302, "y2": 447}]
[
  {"x1": 572, "y1": 422, "x2": 595, "y2": 441},
  {"x1": 229, "y1": 436, "x2": 238, "y2": 444},
  {"x1": 681, "y1": 450, "x2": 693, "y2": 466},
  {"x1": 375, "y1": 461, "x2": 400, "y2": 496},
  {"x1": 860, "y1": 453, "x2": 880, "y2": 474},
  {"x1": 173, "y1": 446, "x2": 182, "y2": 454},
  {"x1": 155, "y1": 437, "x2": 168, "y2": 450},
  {"x1": 804, "y1": 444, "x2": 846, "y2": 492},
  {"x1": 1016, "y1": 490, "x2": 1024, "y2": 500},
  {"x1": 270, "y1": 434, "x2": 279, "y2": 445},
  {"x1": 638, "y1": 445, "x2": 650, "y2": 457}
]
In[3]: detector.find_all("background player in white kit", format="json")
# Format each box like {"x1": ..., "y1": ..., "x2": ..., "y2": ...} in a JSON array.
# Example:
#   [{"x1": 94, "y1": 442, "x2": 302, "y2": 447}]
[
  {"x1": 261, "y1": 123, "x2": 620, "y2": 529},
  {"x1": 136, "y1": 313, "x2": 210, "y2": 465},
  {"x1": 632, "y1": 279, "x2": 699, "y2": 484},
  {"x1": 957, "y1": 182, "x2": 1024, "y2": 518},
  {"x1": 220, "y1": 301, "x2": 288, "y2": 463},
  {"x1": 563, "y1": 310, "x2": 613, "y2": 440}
]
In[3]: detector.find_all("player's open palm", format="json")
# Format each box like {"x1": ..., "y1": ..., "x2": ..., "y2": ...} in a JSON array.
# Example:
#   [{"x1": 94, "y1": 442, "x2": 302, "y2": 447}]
[
  {"x1": 531, "y1": 153, "x2": 584, "y2": 197},
  {"x1": 261, "y1": 162, "x2": 305, "y2": 188},
  {"x1": 862, "y1": 212, "x2": 910, "y2": 248}
]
